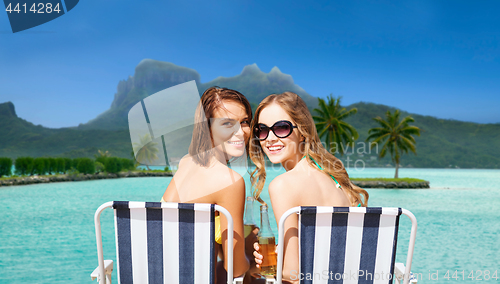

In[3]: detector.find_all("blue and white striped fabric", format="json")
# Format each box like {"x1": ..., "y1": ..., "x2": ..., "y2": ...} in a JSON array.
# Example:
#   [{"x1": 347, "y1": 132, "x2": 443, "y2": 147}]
[
  {"x1": 298, "y1": 207, "x2": 401, "y2": 284},
  {"x1": 112, "y1": 201, "x2": 216, "y2": 284}
]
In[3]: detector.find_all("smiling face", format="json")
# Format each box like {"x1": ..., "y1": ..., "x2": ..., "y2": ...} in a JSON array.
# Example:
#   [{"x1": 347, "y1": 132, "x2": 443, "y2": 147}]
[
  {"x1": 257, "y1": 103, "x2": 302, "y2": 168},
  {"x1": 211, "y1": 100, "x2": 250, "y2": 159}
]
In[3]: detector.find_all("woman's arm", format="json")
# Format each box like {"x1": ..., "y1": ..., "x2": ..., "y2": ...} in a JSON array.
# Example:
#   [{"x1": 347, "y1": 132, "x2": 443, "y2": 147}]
[
  {"x1": 268, "y1": 177, "x2": 300, "y2": 284},
  {"x1": 162, "y1": 177, "x2": 180, "y2": 202},
  {"x1": 214, "y1": 176, "x2": 250, "y2": 277}
]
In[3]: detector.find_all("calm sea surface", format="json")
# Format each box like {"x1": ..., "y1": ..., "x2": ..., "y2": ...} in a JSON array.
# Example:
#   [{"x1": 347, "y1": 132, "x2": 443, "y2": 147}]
[{"x1": 1, "y1": 168, "x2": 499, "y2": 283}]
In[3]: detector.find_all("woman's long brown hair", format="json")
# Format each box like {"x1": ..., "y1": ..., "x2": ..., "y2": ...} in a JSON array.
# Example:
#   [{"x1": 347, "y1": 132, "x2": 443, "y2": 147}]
[
  {"x1": 249, "y1": 92, "x2": 368, "y2": 206},
  {"x1": 189, "y1": 87, "x2": 252, "y2": 166}
]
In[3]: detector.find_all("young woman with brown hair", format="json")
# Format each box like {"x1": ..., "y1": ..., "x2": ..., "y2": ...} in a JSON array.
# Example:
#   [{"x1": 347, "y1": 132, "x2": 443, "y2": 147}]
[{"x1": 161, "y1": 86, "x2": 258, "y2": 283}]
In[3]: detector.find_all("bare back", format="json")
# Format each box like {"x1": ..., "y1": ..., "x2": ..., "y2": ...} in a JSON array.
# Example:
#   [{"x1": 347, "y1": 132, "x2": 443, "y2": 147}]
[
  {"x1": 163, "y1": 156, "x2": 242, "y2": 203},
  {"x1": 162, "y1": 155, "x2": 249, "y2": 276},
  {"x1": 268, "y1": 159, "x2": 350, "y2": 283}
]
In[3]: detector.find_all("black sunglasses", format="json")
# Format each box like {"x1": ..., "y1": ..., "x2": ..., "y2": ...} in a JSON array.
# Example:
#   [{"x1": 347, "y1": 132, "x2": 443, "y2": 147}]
[{"x1": 254, "y1": 120, "x2": 298, "y2": 140}]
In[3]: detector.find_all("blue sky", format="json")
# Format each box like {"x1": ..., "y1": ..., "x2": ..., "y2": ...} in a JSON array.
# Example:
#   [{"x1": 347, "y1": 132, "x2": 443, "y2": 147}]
[{"x1": 1, "y1": 0, "x2": 499, "y2": 128}]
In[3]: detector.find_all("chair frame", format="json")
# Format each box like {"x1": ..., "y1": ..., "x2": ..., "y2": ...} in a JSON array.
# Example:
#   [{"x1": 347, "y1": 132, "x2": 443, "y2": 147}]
[
  {"x1": 92, "y1": 201, "x2": 234, "y2": 284},
  {"x1": 276, "y1": 206, "x2": 417, "y2": 284}
]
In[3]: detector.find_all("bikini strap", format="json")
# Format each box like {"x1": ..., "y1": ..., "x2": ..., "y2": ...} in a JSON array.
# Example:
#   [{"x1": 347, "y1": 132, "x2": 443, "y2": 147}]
[{"x1": 302, "y1": 156, "x2": 342, "y2": 189}]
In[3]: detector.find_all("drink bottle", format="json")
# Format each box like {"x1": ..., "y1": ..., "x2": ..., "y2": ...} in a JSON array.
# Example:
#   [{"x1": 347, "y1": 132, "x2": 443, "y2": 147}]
[
  {"x1": 258, "y1": 204, "x2": 277, "y2": 276},
  {"x1": 243, "y1": 196, "x2": 256, "y2": 238}
]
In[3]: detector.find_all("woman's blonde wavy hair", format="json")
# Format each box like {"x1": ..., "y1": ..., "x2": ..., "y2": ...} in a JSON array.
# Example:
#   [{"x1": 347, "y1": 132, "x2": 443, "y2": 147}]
[{"x1": 249, "y1": 92, "x2": 368, "y2": 207}]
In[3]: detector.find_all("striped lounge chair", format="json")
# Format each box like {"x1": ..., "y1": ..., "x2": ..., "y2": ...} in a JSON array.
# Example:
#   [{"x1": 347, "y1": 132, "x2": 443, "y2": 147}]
[
  {"x1": 276, "y1": 207, "x2": 418, "y2": 284},
  {"x1": 91, "y1": 201, "x2": 235, "y2": 284}
]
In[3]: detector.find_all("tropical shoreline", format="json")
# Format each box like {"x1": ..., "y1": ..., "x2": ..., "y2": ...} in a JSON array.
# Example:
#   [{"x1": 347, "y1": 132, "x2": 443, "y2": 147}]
[
  {"x1": 0, "y1": 171, "x2": 173, "y2": 187},
  {"x1": 0, "y1": 171, "x2": 430, "y2": 188},
  {"x1": 351, "y1": 179, "x2": 430, "y2": 189}
]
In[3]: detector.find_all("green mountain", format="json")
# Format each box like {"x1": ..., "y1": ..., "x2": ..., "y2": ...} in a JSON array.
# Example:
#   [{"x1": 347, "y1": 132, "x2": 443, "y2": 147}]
[
  {"x1": 81, "y1": 59, "x2": 318, "y2": 130},
  {"x1": 0, "y1": 102, "x2": 131, "y2": 159},
  {"x1": 0, "y1": 59, "x2": 498, "y2": 168}
]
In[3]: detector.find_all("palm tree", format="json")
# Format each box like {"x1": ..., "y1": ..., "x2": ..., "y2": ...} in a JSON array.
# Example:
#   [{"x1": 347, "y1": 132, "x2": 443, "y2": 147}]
[
  {"x1": 94, "y1": 149, "x2": 111, "y2": 159},
  {"x1": 98, "y1": 150, "x2": 111, "y2": 157},
  {"x1": 367, "y1": 110, "x2": 421, "y2": 178},
  {"x1": 313, "y1": 95, "x2": 359, "y2": 155},
  {"x1": 132, "y1": 134, "x2": 159, "y2": 170}
]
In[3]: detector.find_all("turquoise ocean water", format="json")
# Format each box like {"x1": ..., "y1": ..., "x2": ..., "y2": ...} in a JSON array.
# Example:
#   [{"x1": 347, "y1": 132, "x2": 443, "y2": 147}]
[{"x1": 1, "y1": 167, "x2": 499, "y2": 283}]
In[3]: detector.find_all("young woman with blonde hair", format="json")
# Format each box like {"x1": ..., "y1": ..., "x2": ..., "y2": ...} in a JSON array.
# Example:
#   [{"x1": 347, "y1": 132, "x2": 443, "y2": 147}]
[{"x1": 250, "y1": 92, "x2": 369, "y2": 283}]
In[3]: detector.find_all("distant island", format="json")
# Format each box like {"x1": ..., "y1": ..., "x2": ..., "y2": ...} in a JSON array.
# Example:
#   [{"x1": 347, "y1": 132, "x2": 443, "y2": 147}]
[{"x1": 1, "y1": 59, "x2": 499, "y2": 169}]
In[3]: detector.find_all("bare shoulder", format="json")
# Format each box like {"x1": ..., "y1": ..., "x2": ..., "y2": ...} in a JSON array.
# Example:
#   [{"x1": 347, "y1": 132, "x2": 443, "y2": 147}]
[
  {"x1": 268, "y1": 173, "x2": 288, "y2": 195},
  {"x1": 267, "y1": 172, "x2": 301, "y2": 222},
  {"x1": 178, "y1": 154, "x2": 192, "y2": 168},
  {"x1": 208, "y1": 164, "x2": 245, "y2": 196},
  {"x1": 268, "y1": 172, "x2": 302, "y2": 200},
  {"x1": 268, "y1": 163, "x2": 322, "y2": 204},
  {"x1": 212, "y1": 163, "x2": 244, "y2": 183},
  {"x1": 223, "y1": 174, "x2": 245, "y2": 195},
  {"x1": 180, "y1": 157, "x2": 243, "y2": 187},
  {"x1": 170, "y1": 157, "x2": 245, "y2": 203}
]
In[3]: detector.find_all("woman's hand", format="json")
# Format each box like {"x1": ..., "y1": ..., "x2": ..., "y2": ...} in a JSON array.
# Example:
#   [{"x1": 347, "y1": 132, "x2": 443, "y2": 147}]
[
  {"x1": 253, "y1": 242, "x2": 263, "y2": 269},
  {"x1": 253, "y1": 242, "x2": 278, "y2": 269},
  {"x1": 243, "y1": 228, "x2": 263, "y2": 283},
  {"x1": 245, "y1": 227, "x2": 260, "y2": 258}
]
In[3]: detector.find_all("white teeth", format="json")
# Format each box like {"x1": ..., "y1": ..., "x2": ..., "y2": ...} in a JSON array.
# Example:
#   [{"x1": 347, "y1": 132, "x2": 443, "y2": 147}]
[
  {"x1": 228, "y1": 141, "x2": 243, "y2": 145},
  {"x1": 268, "y1": 146, "x2": 283, "y2": 151}
]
